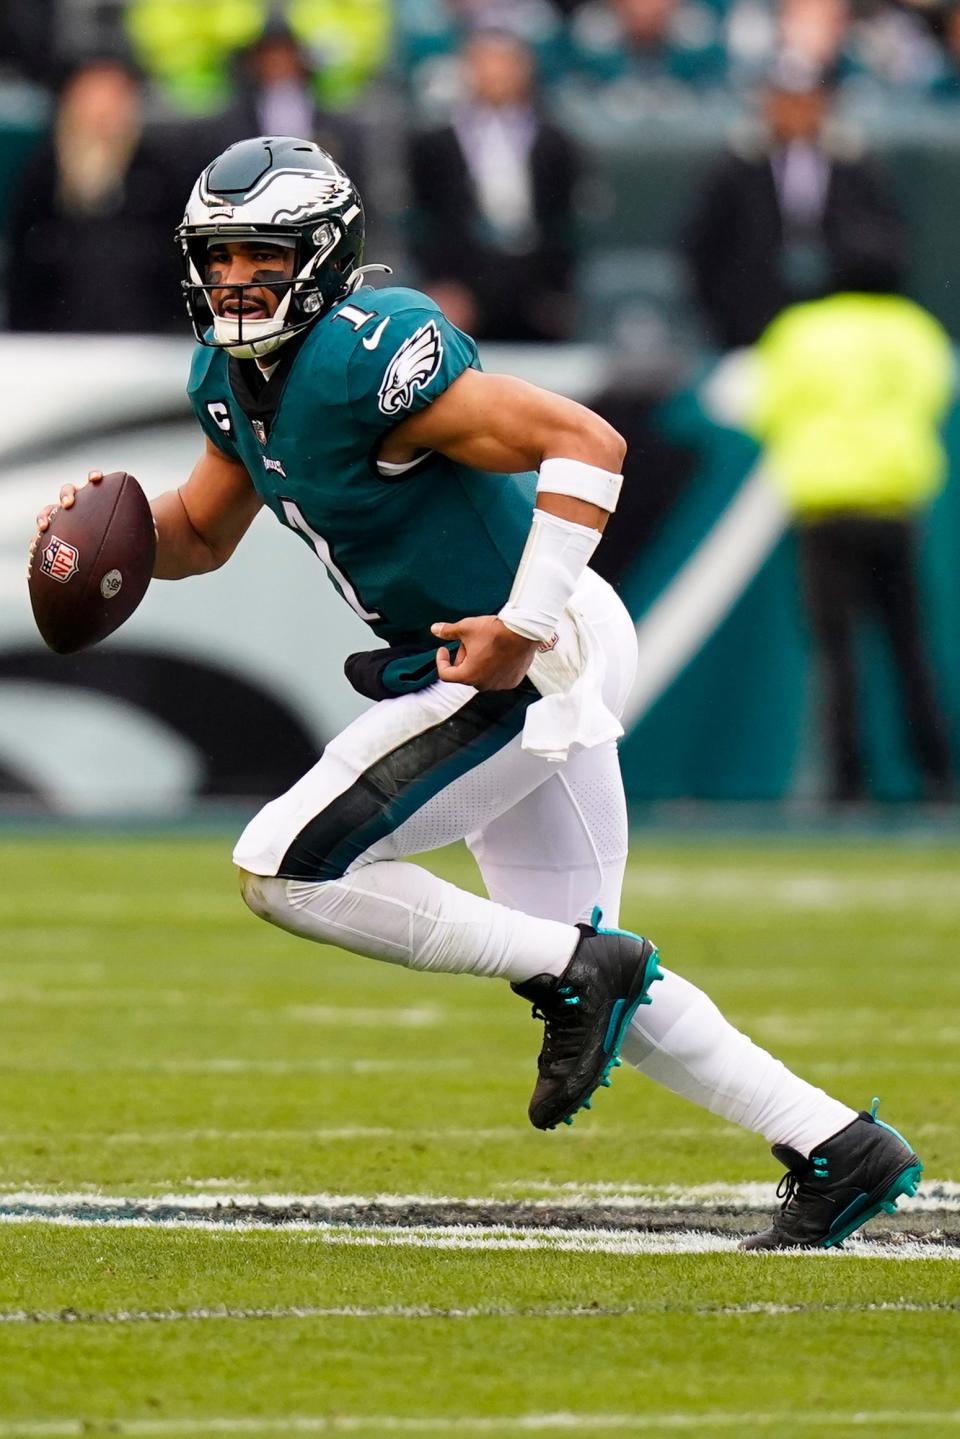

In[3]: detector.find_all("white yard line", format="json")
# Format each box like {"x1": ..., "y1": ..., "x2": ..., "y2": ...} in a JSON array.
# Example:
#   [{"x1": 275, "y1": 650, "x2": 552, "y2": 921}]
[
  {"x1": 1, "y1": 1184, "x2": 955, "y2": 1212},
  {"x1": 2, "y1": 1411, "x2": 960, "y2": 1436},
  {"x1": 0, "y1": 1299, "x2": 954, "y2": 1327},
  {"x1": 0, "y1": 1128, "x2": 551, "y2": 1145},
  {"x1": 491, "y1": 1179, "x2": 960, "y2": 1212},
  {"x1": 0, "y1": 1216, "x2": 953, "y2": 1259}
]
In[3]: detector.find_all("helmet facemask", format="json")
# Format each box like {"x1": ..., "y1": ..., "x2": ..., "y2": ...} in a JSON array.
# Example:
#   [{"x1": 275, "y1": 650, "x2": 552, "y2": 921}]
[{"x1": 181, "y1": 222, "x2": 344, "y2": 359}]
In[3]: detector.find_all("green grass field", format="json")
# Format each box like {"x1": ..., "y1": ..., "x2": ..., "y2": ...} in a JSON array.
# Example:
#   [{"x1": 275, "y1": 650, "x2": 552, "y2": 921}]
[{"x1": 0, "y1": 833, "x2": 958, "y2": 1437}]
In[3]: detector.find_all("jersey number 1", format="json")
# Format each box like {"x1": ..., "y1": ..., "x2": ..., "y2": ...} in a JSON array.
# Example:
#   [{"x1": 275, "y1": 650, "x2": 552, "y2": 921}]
[{"x1": 280, "y1": 499, "x2": 382, "y2": 623}]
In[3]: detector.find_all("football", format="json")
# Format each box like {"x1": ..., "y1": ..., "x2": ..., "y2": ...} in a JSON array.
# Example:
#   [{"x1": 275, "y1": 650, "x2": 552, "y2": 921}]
[{"x1": 28, "y1": 471, "x2": 156, "y2": 655}]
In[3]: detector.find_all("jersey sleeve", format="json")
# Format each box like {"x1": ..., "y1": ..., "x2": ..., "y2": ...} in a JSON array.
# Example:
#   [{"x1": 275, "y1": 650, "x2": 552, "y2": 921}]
[
  {"x1": 186, "y1": 346, "x2": 244, "y2": 463},
  {"x1": 346, "y1": 304, "x2": 479, "y2": 431}
]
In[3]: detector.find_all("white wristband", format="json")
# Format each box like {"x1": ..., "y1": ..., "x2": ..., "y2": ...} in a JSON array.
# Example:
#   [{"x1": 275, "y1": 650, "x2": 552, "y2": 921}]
[
  {"x1": 498, "y1": 509, "x2": 601, "y2": 644},
  {"x1": 537, "y1": 457, "x2": 623, "y2": 513}
]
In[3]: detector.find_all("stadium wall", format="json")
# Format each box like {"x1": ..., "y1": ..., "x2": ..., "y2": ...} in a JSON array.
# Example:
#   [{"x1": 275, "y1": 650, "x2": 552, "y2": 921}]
[{"x1": 1, "y1": 336, "x2": 957, "y2": 814}]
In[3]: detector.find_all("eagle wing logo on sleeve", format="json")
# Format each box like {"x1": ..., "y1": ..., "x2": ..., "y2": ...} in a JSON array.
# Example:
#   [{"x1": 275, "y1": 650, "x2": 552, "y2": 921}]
[{"x1": 377, "y1": 321, "x2": 444, "y2": 416}]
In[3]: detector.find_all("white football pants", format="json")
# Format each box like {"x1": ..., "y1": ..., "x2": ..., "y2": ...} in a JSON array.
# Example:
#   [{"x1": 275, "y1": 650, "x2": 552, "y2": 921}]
[{"x1": 235, "y1": 570, "x2": 855, "y2": 1155}]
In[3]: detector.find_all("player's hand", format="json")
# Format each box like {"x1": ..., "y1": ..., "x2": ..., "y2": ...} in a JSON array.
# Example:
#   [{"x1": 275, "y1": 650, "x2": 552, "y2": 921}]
[
  {"x1": 432, "y1": 616, "x2": 537, "y2": 691},
  {"x1": 35, "y1": 470, "x2": 104, "y2": 533},
  {"x1": 30, "y1": 471, "x2": 104, "y2": 573}
]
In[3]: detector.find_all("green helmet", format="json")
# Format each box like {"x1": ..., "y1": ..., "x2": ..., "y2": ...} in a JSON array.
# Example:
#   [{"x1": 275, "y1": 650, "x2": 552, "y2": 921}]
[{"x1": 176, "y1": 135, "x2": 366, "y2": 358}]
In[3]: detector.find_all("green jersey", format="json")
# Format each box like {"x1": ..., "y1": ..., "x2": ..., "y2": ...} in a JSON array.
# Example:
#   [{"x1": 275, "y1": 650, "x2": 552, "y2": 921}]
[{"x1": 187, "y1": 286, "x2": 536, "y2": 646}]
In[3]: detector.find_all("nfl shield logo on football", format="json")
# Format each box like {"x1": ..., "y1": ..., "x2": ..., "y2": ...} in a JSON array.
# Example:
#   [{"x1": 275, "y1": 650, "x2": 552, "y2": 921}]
[
  {"x1": 40, "y1": 536, "x2": 80, "y2": 584},
  {"x1": 252, "y1": 420, "x2": 267, "y2": 445}
]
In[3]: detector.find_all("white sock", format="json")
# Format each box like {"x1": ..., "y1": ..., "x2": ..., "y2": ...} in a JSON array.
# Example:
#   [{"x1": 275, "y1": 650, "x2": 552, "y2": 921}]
[
  {"x1": 623, "y1": 969, "x2": 857, "y2": 1157},
  {"x1": 238, "y1": 861, "x2": 578, "y2": 983}
]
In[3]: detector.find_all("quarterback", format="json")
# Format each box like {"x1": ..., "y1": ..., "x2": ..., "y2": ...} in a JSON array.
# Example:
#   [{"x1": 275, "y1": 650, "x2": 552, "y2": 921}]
[{"x1": 39, "y1": 138, "x2": 920, "y2": 1248}]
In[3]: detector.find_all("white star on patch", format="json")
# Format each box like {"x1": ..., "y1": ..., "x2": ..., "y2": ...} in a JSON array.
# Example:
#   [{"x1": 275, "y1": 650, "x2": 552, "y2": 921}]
[{"x1": 377, "y1": 321, "x2": 444, "y2": 416}]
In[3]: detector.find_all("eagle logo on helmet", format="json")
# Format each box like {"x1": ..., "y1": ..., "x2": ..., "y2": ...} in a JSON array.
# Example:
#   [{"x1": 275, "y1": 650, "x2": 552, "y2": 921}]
[
  {"x1": 271, "y1": 174, "x2": 356, "y2": 223},
  {"x1": 377, "y1": 322, "x2": 444, "y2": 416}
]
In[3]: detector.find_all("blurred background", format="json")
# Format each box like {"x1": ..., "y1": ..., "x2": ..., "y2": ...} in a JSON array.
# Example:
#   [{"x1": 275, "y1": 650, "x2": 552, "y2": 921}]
[{"x1": 2, "y1": 0, "x2": 960, "y2": 820}]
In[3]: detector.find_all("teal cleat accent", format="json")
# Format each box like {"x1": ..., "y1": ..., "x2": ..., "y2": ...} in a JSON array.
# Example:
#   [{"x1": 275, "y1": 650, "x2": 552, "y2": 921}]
[
  {"x1": 741, "y1": 1100, "x2": 923, "y2": 1251},
  {"x1": 511, "y1": 907, "x2": 662, "y2": 1131},
  {"x1": 823, "y1": 1161, "x2": 924, "y2": 1248}
]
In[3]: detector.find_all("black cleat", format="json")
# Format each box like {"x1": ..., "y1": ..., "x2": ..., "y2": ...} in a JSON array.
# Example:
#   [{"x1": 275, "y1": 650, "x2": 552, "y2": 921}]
[
  {"x1": 512, "y1": 906, "x2": 663, "y2": 1131},
  {"x1": 741, "y1": 1100, "x2": 923, "y2": 1250}
]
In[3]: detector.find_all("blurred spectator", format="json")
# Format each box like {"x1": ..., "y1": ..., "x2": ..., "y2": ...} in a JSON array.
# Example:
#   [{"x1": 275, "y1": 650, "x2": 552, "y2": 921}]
[
  {"x1": 408, "y1": 28, "x2": 580, "y2": 341},
  {"x1": 7, "y1": 54, "x2": 183, "y2": 333},
  {"x1": 124, "y1": 0, "x2": 390, "y2": 114},
  {"x1": 747, "y1": 268, "x2": 954, "y2": 802},
  {"x1": 568, "y1": 0, "x2": 729, "y2": 91},
  {"x1": 726, "y1": 0, "x2": 943, "y2": 95},
  {"x1": 395, "y1": 0, "x2": 569, "y2": 110},
  {"x1": 0, "y1": 0, "x2": 60, "y2": 88},
  {"x1": 850, "y1": 0, "x2": 944, "y2": 91},
  {"x1": 203, "y1": 14, "x2": 367, "y2": 189},
  {"x1": 931, "y1": 2, "x2": 960, "y2": 97},
  {"x1": 682, "y1": 55, "x2": 906, "y2": 349}
]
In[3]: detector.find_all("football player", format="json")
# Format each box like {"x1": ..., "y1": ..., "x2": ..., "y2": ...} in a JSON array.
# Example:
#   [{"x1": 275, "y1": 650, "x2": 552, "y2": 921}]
[{"x1": 37, "y1": 138, "x2": 921, "y2": 1248}]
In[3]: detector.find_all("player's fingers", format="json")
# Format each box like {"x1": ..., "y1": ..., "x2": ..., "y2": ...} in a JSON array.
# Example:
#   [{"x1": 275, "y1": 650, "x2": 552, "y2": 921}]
[
  {"x1": 431, "y1": 622, "x2": 460, "y2": 641},
  {"x1": 59, "y1": 484, "x2": 78, "y2": 508},
  {"x1": 87, "y1": 470, "x2": 103, "y2": 484},
  {"x1": 435, "y1": 646, "x2": 456, "y2": 680}
]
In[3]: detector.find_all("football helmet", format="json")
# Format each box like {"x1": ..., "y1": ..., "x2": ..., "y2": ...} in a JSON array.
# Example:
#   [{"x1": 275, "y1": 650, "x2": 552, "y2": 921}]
[{"x1": 176, "y1": 135, "x2": 366, "y2": 359}]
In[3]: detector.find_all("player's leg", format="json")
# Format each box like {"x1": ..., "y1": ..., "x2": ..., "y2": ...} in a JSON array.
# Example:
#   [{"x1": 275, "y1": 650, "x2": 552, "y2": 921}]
[
  {"x1": 469, "y1": 737, "x2": 856, "y2": 1154},
  {"x1": 235, "y1": 578, "x2": 660, "y2": 1127},
  {"x1": 466, "y1": 736, "x2": 629, "y2": 925},
  {"x1": 469, "y1": 738, "x2": 921, "y2": 1246},
  {"x1": 235, "y1": 677, "x2": 579, "y2": 983}
]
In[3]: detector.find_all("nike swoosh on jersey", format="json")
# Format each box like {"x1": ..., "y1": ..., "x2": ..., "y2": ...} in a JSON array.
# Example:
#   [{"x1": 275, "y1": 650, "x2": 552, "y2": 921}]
[{"x1": 361, "y1": 317, "x2": 391, "y2": 350}]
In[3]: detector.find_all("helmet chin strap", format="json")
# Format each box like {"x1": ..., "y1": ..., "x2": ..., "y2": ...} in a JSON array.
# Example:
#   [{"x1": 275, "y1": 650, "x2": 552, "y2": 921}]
[{"x1": 214, "y1": 289, "x2": 297, "y2": 359}]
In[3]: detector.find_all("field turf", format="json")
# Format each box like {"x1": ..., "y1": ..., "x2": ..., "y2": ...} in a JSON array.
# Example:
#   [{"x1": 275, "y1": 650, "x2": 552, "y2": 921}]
[{"x1": 0, "y1": 833, "x2": 957, "y2": 1436}]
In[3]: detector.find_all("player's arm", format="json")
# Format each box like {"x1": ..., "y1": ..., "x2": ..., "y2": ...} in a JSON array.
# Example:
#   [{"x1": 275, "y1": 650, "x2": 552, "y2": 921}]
[
  {"x1": 382, "y1": 369, "x2": 626, "y2": 690},
  {"x1": 36, "y1": 439, "x2": 263, "y2": 581},
  {"x1": 150, "y1": 439, "x2": 263, "y2": 579},
  {"x1": 382, "y1": 368, "x2": 624, "y2": 534}
]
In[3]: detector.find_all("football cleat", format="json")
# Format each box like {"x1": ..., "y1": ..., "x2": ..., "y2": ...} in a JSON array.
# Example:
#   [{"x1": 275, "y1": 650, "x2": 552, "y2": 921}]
[
  {"x1": 512, "y1": 907, "x2": 663, "y2": 1131},
  {"x1": 741, "y1": 1099, "x2": 923, "y2": 1250}
]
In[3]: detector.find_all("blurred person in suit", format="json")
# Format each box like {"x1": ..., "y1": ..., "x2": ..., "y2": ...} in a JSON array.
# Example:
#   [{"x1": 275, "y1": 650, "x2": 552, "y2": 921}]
[
  {"x1": 683, "y1": 54, "x2": 906, "y2": 349},
  {"x1": 408, "y1": 27, "x2": 580, "y2": 341},
  {"x1": 745, "y1": 255, "x2": 955, "y2": 803},
  {"x1": 7, "y1": 52, "x2": 184, "y2": 333},
  {"x1": 203, "y1": 14, "x2": 367, "y2": 193}
]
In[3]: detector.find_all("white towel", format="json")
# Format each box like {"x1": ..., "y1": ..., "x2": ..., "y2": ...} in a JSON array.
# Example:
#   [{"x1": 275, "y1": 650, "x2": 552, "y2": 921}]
[{"x1": 523, "y1": 578, "x2": 624, "y2": 764}]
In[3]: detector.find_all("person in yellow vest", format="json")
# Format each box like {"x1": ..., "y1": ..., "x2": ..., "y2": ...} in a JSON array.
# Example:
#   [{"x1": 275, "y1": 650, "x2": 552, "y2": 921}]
[
  {"x1": 124, "y1": 0, "x2": 390, "y2": 114},
  {"x1": 749, "y1": 255, "x2": 955, "y2": 802}
]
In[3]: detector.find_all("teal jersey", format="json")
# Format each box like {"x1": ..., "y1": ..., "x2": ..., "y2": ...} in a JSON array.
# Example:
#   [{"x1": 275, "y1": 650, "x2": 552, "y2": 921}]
[{"x1": 187, "y1": 287, "x2": 536, "y2": 645}]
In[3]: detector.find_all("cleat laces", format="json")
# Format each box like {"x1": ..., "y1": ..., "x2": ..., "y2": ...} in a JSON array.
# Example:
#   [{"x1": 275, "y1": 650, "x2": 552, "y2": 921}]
[
  {"x1": 527, "y1": 988, "x2": 589, "y2": 1074},
  {"x1": 769, "y1": 1159, "x2": 832, "y2": 1235}
]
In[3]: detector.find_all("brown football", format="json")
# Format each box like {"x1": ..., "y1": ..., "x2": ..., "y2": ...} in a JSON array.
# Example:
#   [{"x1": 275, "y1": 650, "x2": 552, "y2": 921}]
[{"x1": 28, "y1": 471, "x2": 156, "y2": 655}]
